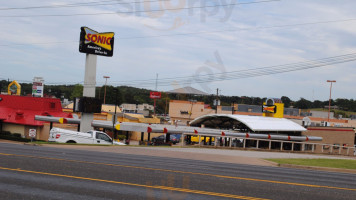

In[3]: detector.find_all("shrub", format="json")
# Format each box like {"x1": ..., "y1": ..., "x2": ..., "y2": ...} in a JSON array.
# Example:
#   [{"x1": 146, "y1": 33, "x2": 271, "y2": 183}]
[
  {"x1": 117, "y1": 135, "x2": 126, "y2": 140},
  {"x1": 12, "y1": 133, "x2": 22, "y2": 138},
  {"x1": 0, "y1": 134, "x2": 31, "y2": 142},
  {"x1": 0, "y1": 131, "x2": 11, "y2": 136}
]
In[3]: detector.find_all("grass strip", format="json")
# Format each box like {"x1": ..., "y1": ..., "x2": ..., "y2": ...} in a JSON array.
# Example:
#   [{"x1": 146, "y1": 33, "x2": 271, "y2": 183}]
[{"x1": 267, "y1": 158, "x2": 356, "y2": 170}]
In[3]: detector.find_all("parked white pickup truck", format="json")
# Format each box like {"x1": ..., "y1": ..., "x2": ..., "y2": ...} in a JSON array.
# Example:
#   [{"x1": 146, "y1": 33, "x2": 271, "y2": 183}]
[{"x1": 48, "y1": 128, "x2": 125, "y2": 145}]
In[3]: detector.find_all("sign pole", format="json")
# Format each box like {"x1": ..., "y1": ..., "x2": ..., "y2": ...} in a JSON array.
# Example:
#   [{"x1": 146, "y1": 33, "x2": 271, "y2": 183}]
[
  {"x1": 154, "y1": 99, "x2": 156, "y2": 116},
  {"x1": 80, "y1": 54, "x2": 97, "y2": 132}
]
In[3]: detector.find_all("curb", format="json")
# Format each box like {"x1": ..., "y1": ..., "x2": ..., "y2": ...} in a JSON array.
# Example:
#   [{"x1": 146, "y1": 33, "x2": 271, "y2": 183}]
[
  {"x1": 23, "y1": 143, "x2": 41, "y2": 146},
  {"x1": 259, "y1": 159, "x2": 279, "y2": 166},
  {"x1": 279, "y1": 163, "x2": 356, "y2": 174}
]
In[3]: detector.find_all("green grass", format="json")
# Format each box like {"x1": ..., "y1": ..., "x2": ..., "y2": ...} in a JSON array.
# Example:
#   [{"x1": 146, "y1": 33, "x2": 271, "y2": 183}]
[{"x1": 267, "y1": 158, "x2": 356, "y2": 170}]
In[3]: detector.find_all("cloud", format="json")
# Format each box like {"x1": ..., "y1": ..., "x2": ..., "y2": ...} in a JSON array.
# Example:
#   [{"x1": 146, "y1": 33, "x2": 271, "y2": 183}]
[{"x1": 1, "y1": 0, "x2": 356, "y2": 101}]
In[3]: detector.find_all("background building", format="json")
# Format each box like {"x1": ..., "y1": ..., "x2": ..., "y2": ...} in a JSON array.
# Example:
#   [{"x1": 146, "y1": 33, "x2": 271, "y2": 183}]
[{"x1": 0, "y1": 94, "x2": 72, "y2": 140}]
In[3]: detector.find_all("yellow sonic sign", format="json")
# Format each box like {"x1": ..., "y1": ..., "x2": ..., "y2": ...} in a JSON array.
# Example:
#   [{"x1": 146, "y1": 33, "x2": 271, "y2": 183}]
[
  {"x1": 262, "y1": 105, "x2": 276, "y2": 113},
  {"x1": 8, "y1": 80, "x2": 21, "y2": 95},
  {"x1": 79, "y1": 27, "x2": 114, "y2": 57},
  {"x1": 262, "y1": 98, "x2": 284, "y2": 118}
]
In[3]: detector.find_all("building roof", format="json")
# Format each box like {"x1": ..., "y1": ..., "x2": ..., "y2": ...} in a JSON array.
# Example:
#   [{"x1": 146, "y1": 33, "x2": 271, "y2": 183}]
[
  {"x1": 65, "y1": 103, "x2": 122, "y2": 113},
  {"x1": 0, "y1": 94, "x2": 72, "y2": 126},
  {"x1": 166, "y1": 86, "x2": 209, "y2": 95},
  {"x1": 190, "y1": 114, "x2": 306, "y2": 132}
]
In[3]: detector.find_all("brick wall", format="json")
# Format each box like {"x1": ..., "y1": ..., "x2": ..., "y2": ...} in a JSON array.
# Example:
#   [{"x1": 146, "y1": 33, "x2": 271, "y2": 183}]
[{"x1": 303, "y1": 127, "x2": 355, "y2": 155}]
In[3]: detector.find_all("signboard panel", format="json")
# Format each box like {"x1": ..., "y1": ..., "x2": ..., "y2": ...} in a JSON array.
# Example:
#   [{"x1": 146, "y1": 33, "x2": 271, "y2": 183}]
[
  {"x1": 29, "y1": 129, "x2": 36, "y2": 138},
  {"x1": 262, "y1": 105, "x2": 277, "y2": 113},
  {"x1": 8, "y1": 80, "x2": 21, "y2": 95},
  {"x1": 32, "y1": 77, "x2": 44, "y2": 97},
  {"x1": 150, "y1": 92, "x2": 161, "y2": 99},
  {"x1": 79, "y1": 27, "x2": 114, "y2": 57},
  {"x1": 73, "y1": 97, "x2": 102, "y2": 113}
]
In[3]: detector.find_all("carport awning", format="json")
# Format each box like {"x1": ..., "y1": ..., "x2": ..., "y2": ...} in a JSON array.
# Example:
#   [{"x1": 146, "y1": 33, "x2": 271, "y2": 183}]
[{"x1": 190, "y1": 114, "x2": 306, "y2": 132}]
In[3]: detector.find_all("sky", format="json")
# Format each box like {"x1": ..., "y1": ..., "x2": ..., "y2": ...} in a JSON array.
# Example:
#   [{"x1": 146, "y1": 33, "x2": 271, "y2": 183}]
[{"x1": 1, "y1": 0, "x2": 356, "y2": 102}]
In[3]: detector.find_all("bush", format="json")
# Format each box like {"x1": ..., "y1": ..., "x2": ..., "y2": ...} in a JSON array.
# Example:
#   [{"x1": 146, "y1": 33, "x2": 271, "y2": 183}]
[
  {"x1": 117, "y1": 135, "x2": 126, "y2": 140},
  {"x1": 0, "y1": 134, "x2": 31, "y2": 142},
  {"x1": 0, "y1": 131, "x2": 11, "y2": 136},
  {"x1": 12, "y1": 133, "x2": 22, "y2": 138}
]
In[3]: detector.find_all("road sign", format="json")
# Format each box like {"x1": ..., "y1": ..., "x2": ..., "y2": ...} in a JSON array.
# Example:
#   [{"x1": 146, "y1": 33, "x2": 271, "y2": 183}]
[
  {"x1": 79, "y1": 27, "x2": 114, "y2": 57},
  {"x1": 29, "y1": 129, "x2": 36, "y2": 138},
  {"x1": 150, "y1": 92, "x2": 161, "y2": 99}
]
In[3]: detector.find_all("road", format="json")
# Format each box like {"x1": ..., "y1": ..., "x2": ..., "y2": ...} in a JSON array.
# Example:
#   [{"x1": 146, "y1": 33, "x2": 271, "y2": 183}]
[{"x1": 1, "y1": 142, "x2": 356, "y2": 200}]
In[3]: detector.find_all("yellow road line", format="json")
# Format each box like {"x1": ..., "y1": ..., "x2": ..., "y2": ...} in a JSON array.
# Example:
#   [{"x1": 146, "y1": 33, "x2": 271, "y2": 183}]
[
  {"x1": 0, "y1": 166, "x2": 268, "y2": 200},
  {"x1": 1, "y1": 152, "x2": 355, "y2": 192}
]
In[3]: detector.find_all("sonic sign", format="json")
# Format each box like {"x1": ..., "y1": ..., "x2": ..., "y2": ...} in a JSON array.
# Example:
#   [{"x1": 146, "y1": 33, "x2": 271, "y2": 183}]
[
  {"x1": 150, "y1": 92, "x2": 161, "y2": 99},
  {"x1": 79, "y1": 27, "x2": 114, "y2": 57}
]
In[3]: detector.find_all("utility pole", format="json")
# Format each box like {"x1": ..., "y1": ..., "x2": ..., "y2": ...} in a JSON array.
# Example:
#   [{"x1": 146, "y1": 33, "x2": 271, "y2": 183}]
[
  {"x1": 103, "y1": 76, "x2": 110, "y2": 104},
  {"x1": 164, "y1": 94, "x2": 168, "y2": 117},
  {"x1": 215, "y1": 88, "x2": 219, "y2": 114},
  {"x1": 188, "y1": 100, "x2": 197, "y2": 121},
  {"x1": 112, "y1": 88, "x2": 118, "y2": 145},
  {"x1": 232, "y1": 101, "x2": 235, "y2": 115},
  {"x1": 327, "y1": 80, "x2": 336, "y2": 122},
  {"x1": 154, "y1": 74, "x2": 158, "y2": 116}
]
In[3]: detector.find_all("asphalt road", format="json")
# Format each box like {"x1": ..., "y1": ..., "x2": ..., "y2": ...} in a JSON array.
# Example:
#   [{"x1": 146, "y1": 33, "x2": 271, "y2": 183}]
[{"x1": 1, "y1": 142, "x2": 356, "y2": 200}]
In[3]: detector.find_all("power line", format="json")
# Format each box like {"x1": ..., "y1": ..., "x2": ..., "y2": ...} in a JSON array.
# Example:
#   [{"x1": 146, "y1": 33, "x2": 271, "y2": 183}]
[
  {"x1": 120, "y1": 18, "x2": 356, "y2": 40},
  {"x1": 106, "y1": 53, "x2": 356, "y2": 87},
  {"x1": 0, "y1": 0, "x2": 279, "y2": 18},
  {"x1": 39, "y1": 53, "x2": 356, "y2": 87},
  {"x1": 0, "y1": 41, "x2": 77, "y2": 47},
  {"x1": 0, "y1": 0, "x2": 171, "y2": 11},
  {"x1": 1, "y1": 18, "x2": 356, "y2": 47}
]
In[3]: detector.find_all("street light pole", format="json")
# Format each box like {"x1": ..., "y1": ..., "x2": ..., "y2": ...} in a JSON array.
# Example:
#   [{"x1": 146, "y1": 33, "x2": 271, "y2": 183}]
[
  {"x1": 327, "y1": 80, "x2": 336, "y2": 122},
  {"x1": 112, "y1": 88, "x2": 118, "y2": 145},
  {"x1": 188, "y1": 100, "x2": 197, "y2": 121},
  {"x1": 103, "y1": 76, "x2": 110, "y2": 105}
]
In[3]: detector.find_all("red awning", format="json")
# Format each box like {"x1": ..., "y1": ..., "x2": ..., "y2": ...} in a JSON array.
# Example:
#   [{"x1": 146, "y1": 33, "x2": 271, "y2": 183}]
[{"x1": 0, "y1": 94, "x2": 72, "y2": 126}]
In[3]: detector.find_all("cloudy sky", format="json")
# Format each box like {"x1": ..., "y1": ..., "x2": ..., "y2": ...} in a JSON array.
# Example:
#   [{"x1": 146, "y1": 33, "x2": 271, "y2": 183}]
[{"x1": 1, "y1": 0, "x2": 356, "y2": 101}]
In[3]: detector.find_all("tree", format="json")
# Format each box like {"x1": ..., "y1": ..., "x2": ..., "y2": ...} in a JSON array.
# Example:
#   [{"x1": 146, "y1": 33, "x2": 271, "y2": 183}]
[
  {"x1": 312, "y1": 100, "x2": 323, "y2": 109},
  {"x1": 335, "y1": 98, "x2": 352, "y2": 111},
  {"x1": 281, "y1": 96, "x2": 291, "y2": 108},
  {"x1": 70, "y1": 84, "x2": 83, "y2": 100},
  {"x1": 294, "y1": 98, "x2": 312, "y2": 109}
]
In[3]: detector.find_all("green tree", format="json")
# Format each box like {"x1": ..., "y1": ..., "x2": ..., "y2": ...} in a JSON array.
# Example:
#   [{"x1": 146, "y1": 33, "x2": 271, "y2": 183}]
[
  {"x1": 70, "y1": 84, "x2": 83, "y2": 100},
  {"x1": 312, "y1": 100, "x2": 323, "y2": 108},
  {"x1": 281, "y1": 96, "x2": 291, "y2": 108},
  {"x1": 294, "y1": 98, "x2": 312, "y2": 109}
]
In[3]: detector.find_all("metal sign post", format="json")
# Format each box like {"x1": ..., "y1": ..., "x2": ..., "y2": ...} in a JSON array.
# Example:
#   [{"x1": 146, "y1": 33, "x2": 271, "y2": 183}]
[{"x1": 80, "y1": 54, "x2": 97, "y2": 132}]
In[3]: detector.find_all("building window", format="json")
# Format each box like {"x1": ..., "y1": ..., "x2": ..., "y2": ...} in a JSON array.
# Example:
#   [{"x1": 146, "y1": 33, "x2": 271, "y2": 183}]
[{"x1": 50, "y1": 102, "x2": 56, "y2": 109}]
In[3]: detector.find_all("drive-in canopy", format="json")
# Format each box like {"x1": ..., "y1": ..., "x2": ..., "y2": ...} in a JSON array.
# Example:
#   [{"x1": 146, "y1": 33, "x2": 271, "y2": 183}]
[{"x1": 190, "y1": 114, "x2": 306, "y2": 133}]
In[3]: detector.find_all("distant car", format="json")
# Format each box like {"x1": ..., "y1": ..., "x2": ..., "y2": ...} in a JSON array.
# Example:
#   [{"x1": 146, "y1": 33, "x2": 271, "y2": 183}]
[{"x1": 152, "y1": 134, "x2": 179, "y2": 144}]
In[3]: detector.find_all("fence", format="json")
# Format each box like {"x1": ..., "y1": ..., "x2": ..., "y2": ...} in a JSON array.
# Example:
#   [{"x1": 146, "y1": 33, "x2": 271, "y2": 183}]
[{"x1": 181, "y1": 134, "x2": 356, "y2": 157}]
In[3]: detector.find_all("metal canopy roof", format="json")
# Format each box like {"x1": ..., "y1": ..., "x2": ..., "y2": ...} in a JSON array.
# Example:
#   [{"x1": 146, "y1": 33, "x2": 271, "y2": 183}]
[
  {"x1": 166, "y1": 86, "x2": 209, "y2": 95},
  {"x1": 35, "y1": 115, "x2": 320, "y2": 141},
  {"x1": 190, "y1": 114, "x2": 307, "y2": 132}
]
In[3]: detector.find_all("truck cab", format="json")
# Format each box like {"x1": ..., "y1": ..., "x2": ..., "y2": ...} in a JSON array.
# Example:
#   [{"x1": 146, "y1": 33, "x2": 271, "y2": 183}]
[{"x1": 87, "y1": 130, "x2": 112, "y2": 144}]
